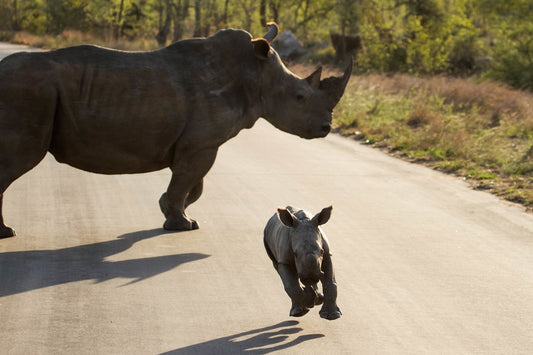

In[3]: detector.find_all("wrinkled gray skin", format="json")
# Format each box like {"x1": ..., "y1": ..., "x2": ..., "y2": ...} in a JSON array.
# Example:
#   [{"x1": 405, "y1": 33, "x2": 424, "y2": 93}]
[
  {"x1": 0, "y1": 23, "x2": 351, "y2": 238},
  {"x1": 264, "y1": 205, "x2": 341, "y2": 320}
]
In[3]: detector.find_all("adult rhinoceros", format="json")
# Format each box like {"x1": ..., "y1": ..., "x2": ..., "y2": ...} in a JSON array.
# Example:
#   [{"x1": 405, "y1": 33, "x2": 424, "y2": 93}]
[{"x1": 0, "y1": 23, "x2": 351, "y2": 238}]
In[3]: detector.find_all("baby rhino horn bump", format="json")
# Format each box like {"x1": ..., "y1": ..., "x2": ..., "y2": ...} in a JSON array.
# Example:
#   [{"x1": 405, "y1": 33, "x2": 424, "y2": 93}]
[{"x1": 312, "y1": 205, "x2": 333, "y2": 227}]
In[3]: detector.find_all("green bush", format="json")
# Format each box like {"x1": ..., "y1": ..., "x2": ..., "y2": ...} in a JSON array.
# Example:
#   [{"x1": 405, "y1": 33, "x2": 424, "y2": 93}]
[{"x1": 488, "y1": 21, "x2": 533, "y2": 90}]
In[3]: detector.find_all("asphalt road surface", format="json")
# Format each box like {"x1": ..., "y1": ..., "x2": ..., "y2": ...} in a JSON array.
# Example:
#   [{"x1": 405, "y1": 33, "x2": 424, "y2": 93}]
[{"x1": 1, "y1": 43, "x2": 532, "y2": 354}]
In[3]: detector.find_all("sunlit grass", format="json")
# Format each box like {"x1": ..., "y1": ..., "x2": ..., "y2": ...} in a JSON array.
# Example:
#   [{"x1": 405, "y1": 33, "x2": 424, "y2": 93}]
[{"x1": 333, "y1": 73, "x2": 533, "y2": 209}]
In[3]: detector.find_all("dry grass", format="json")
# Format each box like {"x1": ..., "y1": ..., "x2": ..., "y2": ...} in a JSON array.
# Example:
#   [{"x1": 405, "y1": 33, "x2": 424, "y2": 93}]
[
  {"x1": 333, "y1": 73, "x2": 533, "y2": 210},
  {"x1": 10, "y1": 30, "x2": 160, "y2": 51}
]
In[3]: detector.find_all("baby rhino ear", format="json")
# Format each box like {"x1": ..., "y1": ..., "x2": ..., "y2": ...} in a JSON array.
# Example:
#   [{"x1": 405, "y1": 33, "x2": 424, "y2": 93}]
[
  {"x1": 252, "y1": 38, "x2": 270, "y2": 60},
  {"x1": 277, "y1": 208, "x2": 298, "y2": 228},
  {"x1": 312, "y1": 205, "x2": 333, "y2": 226}
]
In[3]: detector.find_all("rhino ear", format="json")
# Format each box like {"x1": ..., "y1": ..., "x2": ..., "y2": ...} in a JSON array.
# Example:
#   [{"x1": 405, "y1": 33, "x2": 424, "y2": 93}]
[
  {"x1": 306, "y1": 66, "x2": 322, "y2": 89},
  {"x1": 277, "y1": 208, "x2": 298, "y2": 228},
  {"x1": 312, "y1": 205, "x2": 332, "y2": 226},
  {"x1": 252, "y1": 38, "x2": 270, "y2": 60}
]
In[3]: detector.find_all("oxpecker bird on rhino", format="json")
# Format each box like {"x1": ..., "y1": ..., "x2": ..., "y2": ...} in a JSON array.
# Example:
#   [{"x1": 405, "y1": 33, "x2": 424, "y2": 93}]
[
  {"x1": 0, "y1": 23, "x2": 352, "y2": 238},
  {"x1": 264, "y1": 205, "x2": 341, "y2": 320}
]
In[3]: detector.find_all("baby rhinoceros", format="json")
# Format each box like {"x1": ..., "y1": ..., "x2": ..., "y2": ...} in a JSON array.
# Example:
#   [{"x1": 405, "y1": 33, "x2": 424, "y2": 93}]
[{"x1": 263, "y1": 205, "x2": 341, "y2": 320}]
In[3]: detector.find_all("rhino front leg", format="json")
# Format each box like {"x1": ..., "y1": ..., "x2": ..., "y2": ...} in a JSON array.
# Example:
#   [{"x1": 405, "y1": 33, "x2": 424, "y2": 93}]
[
  {"x1": 277, "y1": 264, "x2": 317, "y2": 317},
  {"x1": 185, "y1": 180, "x2": 203, "y2": 208},
  {"x1": 319, "y1": 254, "x2": 341, "y2": 320},
  {"x1": 159, "y1": 179, "x2": 202, "y2": 217},
  {"x1": 160, "y1": 148, "x2": 218, "y2": 231}
]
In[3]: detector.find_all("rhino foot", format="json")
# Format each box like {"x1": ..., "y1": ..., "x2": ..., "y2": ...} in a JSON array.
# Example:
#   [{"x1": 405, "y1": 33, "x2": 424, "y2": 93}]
[
  {"x1": 290, "y1": 304, "x2": 310, "y2": 317},
  {"x1": 315, "y1": 293, "x2": 324, "y2": 306},
  {"x1": 163, "y1": 217, "x2": 199, "y2": 231},
  {"x1": 0, "y1": 226, "x2": 16, "y2": 239},
  {"x1": 319, "y1": 304, "x2": 342, "y2": 320}
]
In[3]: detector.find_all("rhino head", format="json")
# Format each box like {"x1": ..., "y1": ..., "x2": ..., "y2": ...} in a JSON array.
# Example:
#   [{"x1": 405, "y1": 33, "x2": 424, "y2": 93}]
[
  {"x1": 277, "y1": 206, "x2": 333, "y2": 286},
  {"x1": 252, "y1": 23, "x2": 352, "y2": 139}
]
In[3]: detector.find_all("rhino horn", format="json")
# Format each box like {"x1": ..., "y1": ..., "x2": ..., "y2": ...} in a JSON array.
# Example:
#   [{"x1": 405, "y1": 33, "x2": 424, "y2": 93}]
[
  {"x1": 263, "y1": 22, "x2": 279, "y2": 43},
  {"x1": 305, "y1": 66, "x2": 323, "y2": 89},
  {"x1": 319, "y1": 57, "x2": 353, "y2": 109}
]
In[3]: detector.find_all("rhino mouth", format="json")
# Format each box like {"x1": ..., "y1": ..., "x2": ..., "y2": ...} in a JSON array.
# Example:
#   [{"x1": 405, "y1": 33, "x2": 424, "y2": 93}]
[
  {"x1": 320, "y1": 123, "x2": 331, "y2": 136},
  {"x1": 300, "y1": 277, "x2": 320, "y2": 286}
]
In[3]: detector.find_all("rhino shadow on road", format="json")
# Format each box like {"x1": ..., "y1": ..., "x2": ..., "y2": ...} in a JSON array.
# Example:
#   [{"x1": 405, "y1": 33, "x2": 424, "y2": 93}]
[
  {"x1": 161, "y1": 321, "x2": 324, "y2": 354},
  {"x1": 0, "y1": 228, "x2": 210, "y2": 297}
]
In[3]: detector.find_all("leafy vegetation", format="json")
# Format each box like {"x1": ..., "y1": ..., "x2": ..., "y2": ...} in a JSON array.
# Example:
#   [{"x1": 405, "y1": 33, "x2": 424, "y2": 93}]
[
  {"x1": 1, "y1": 0, "x2": 532, "y2": 209},
  {"x1": 0, "y1": 0, "x2": 532, "y2": 89},
  {"x1": 331, "y1": 72, "x2": 533, "y2": 209}
]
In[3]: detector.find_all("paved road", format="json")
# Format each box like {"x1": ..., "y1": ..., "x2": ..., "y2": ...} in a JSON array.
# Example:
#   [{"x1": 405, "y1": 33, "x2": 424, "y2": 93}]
[
  {"x1": 0, "y1": 42, "x2": 43, "y2": 60},
  {"x1": 1, "y1": 43, "x2": 533, "y2": 354}
]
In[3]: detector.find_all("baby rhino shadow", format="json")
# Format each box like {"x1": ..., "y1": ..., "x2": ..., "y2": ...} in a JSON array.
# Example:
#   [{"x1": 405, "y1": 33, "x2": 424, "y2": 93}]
[
  {"x1": 163, "y1": 321, "x2": 324, "y2": 354},
  {"x1": 0, "y1": 229, "x2": 209, "y2": 297}
]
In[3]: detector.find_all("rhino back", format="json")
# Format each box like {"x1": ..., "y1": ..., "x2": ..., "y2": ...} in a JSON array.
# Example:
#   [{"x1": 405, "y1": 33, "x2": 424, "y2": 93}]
[{"x1": 1, "y1": 29, "x2": 260, "y2": 174}]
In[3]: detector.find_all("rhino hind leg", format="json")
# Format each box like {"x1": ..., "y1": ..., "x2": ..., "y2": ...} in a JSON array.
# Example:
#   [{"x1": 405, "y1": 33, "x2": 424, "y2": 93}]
[
  {"x1": 0, "y1": 195, "x2": 15, "y2": 238},
  {"x1": 1, "y1": 150, "x2": 48, "y2": 238}
]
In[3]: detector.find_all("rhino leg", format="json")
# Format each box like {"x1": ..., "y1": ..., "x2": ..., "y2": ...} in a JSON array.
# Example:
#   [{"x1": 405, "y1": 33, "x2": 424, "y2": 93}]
[
  {"x1": 277, "y1": 264, "x2": 317, "y2": 316},
  {"x1": 0, "y1": 87, "x2": 55, "y2": 238},
  {"x1": 159, "y1": 181, "x2": 202, "y2": 227},
  {"x1": 0, "y1": 147, "x2": 49, "y2": 239},
  {"x1": 289, "y1": 301, "x2": 310, "y2": 317},
  {"x1": 310, "y1": 284, "x2": 324, "y2": 306},
  {"x1": 0, "y1": 194, "x2": 15, "y2": 238},
  {"x1": 185, "y1": 180, "x2": 203, "y2": 208},
  {"x1": 160, "y1": 148, "x2": 217, "y2": 231},
  {"x1": 319, "y1": 254, "x2": 342, "y2": 320}
]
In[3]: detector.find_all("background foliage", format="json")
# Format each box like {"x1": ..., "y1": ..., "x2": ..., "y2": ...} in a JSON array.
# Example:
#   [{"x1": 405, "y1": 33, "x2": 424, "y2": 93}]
[
  {"x1": 1, "y1": 0, "x2": 532, "y2": 89},
  {"x1": 1, "y1": 0, "x2": 532, "y2": 208}
]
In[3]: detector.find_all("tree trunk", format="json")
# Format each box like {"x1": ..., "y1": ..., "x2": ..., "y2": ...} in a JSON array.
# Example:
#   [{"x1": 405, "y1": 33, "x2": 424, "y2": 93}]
[
  {"x1": 223, "y1": 0, "x2": 230, "y2": 27},
  {"x1": 115, "y1": 0, "x2": 125, "y2": 38},
  {"x1": 172, "y1": 0, "x2": 189, "y2": 42},
  {"x1": 260, "y1": 0, "x2": 266, "y2": 27},
  {"x1": 193, "y1": 0, "x2": 201, "y2": 37},
  {"x1": 156, "y1": 0, "x2": 172, "y2": 46},
  {"x1": 12, "y1": 0, "x2": 20, "y2": 30}
]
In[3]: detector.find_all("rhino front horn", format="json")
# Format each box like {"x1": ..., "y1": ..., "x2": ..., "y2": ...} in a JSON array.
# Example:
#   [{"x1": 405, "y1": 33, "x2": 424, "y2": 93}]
[{"x1": 319, "y1": 57, "x2": 353, "y2": 109}]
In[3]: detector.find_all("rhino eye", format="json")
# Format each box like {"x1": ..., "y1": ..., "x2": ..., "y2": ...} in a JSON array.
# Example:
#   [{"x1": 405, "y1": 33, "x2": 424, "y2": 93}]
[{"x1": 296, "y1": 94, "x2": 305, "y2": 102}]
